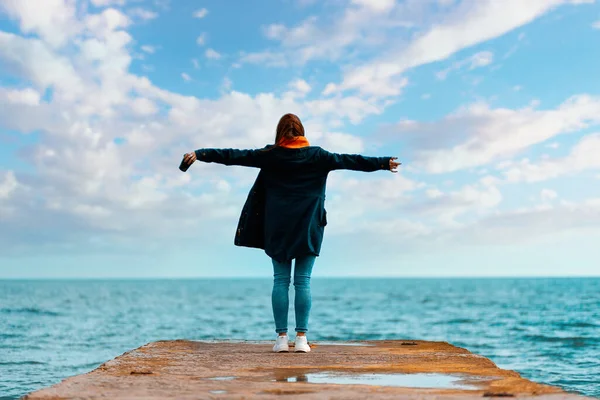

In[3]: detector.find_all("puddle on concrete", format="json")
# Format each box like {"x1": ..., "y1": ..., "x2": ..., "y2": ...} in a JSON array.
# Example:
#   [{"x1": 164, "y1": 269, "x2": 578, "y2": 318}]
[
  {"x1": 209, "y1": 390, "x2": 227, "y2": 394},
  {"x1": 208, "y1": 376, "x2": 236, "y2": 381},
  {"x1": 275, "y1": 372, "x2": 490, "y2": 390}
]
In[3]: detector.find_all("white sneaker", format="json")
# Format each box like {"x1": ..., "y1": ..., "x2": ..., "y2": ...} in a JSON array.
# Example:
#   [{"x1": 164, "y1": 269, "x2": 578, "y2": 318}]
[
  {"x1": 294, "y1": 335, "x2": 311, "y2": 353},
  {"x1": 273, "y1": 334, "x2": 289, "y2": 352}
]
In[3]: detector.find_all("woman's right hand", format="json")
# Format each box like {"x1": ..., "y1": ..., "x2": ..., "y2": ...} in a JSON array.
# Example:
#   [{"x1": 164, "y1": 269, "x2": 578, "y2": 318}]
[
  {"x1": 389, "y1": 157, "x2": 401, "y2": 173},
  {"x1": 183, "y1": 151, "x2": 197, "y2": 166}
]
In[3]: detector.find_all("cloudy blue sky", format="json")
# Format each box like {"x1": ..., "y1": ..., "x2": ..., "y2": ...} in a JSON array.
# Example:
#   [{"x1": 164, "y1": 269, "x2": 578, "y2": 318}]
[{"x1": 0, "y1": 0, "x2": 599, "y2": 278}]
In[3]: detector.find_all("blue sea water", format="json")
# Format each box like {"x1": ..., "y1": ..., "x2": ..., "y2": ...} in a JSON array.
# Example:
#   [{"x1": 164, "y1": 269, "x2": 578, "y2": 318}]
[{"x1": 0, "y1": 278, "x2": 598, "y2": 399}]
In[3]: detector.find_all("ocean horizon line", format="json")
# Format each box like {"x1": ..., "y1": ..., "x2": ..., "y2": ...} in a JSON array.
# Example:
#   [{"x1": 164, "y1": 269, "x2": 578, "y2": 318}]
[{"x1": 1, "y1": 275, "x2": 599, "y2": 280}]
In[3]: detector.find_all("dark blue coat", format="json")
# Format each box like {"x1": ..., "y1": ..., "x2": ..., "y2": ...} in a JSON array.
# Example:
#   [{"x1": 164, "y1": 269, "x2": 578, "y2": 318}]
[{"x1": 194, "y1": 145, "x2": 391, "y2": 262}]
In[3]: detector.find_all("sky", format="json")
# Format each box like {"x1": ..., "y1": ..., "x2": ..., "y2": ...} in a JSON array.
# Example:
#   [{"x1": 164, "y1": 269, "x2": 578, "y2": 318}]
[{"x1": 0, "y1": 0, "x2": 599, "y2": 278}]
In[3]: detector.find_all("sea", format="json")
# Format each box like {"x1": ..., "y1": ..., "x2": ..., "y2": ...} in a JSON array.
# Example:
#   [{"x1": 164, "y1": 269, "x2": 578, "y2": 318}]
[{"x1": 0, "y1": 278, "x2": 598, "y2": 399}]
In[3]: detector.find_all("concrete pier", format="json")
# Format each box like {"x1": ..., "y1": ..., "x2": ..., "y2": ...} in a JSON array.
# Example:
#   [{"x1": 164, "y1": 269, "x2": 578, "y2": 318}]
[{"x1": 24, "y1": 340, "x2": 590, "y2": 399}]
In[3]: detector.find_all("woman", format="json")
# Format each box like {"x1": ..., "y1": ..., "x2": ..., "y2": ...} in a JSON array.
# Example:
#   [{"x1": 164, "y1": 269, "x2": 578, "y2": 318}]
[{"x1": 182, "y1": 113, "x2": 400, "y2": 353}]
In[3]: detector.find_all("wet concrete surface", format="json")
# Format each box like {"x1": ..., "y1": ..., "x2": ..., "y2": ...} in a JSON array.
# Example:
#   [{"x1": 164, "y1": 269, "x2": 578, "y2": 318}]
[
  {"x1": 24, "y1": 340, "x2": 592, "y2": 399},
  {"x1": 275, "y1": 371, "x2": 492, "y2": 389}
]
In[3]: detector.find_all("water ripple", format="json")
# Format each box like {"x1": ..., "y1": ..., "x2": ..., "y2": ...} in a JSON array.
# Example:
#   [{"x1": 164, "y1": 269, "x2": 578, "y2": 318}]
[
  {"x1": 0, "y1": 307, "x2": 61, "y2": 317},
  {"x1": 0, "y1": 278, "x2": 597, "y2": 399}
]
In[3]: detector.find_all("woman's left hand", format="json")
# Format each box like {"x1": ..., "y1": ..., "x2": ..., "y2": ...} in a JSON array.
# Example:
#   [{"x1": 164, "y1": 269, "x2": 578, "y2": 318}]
[
  {"x1": 183, "y1": 151, "x2": 197, "y2": 165},
  {"x1": 389, "y1": 157, "x2": 401, "y2": 173}
]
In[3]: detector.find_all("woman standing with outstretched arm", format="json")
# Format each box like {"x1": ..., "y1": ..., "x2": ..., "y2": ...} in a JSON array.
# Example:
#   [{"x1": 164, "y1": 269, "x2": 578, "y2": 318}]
[{"x1": 181, "y1": 113, "x2": 401, "y2": 353}]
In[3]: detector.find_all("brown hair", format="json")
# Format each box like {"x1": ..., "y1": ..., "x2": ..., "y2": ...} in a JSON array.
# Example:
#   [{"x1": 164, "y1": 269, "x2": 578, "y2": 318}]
[{"x1": 275, "y1": 113, "x2": 305, "y2": 145}]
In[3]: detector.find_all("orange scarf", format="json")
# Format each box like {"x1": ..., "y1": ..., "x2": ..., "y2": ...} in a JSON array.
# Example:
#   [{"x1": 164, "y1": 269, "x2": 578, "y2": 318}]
[{"x1": 277, "y1": 136, "x2": 310, "y2": 148}]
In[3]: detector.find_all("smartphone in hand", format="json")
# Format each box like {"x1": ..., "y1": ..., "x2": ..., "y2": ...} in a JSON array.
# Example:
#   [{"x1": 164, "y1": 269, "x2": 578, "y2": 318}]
[{"x1": 179, "y1": 154, "x2": 191, "y2": 172}]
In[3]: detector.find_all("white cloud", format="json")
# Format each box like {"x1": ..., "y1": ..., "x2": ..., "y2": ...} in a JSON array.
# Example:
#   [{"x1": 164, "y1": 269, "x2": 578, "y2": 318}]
[
  {"x1": 325, "y1": 173, "x2": 423, "y2": 234},
  {"x1": 403, "y1": 181, "x2": 502, "y2": 227},
  {"x1": 436, "y1": 51, "x2": 493, "y2": 80},
  {"x1": 193, "y1": 8, "x2": 208, "y2": 19},
  {"x1": 350, "y1": 0, "x2": 396, "y2": 13},
  {"x1": 501, "y1": 133, "x2": 600, "y2": 183},
  {"x1": 239, "y1": 50, "x2": 287, "y2": 67},
  {"x1": 141, "y1": 45, "x2": 155, "y2": 54},
  {"x1": 2, "y1": 87, "x2": 41, "y2": 105},
  {"x1": 389, "y1": 95, "x2": 600, "y2": 173},
  {"x1": 304, "y1": 95, "x2": 385, "y2": 124},
  {"x1": 128, "y1": 7, "x2": 158, "y2": 21},
  {"x1": 426, "y1": 188, "x2": 443, "y2": 199},
  {"x1": 503, "y1": 32, "x2": 528, "y2": 59},
  {"x1": 334, "y1": 0, "x2": 586, "y2": 96},
  {"x1": 91, "y1": 0, "x2": 126, "y2": 6},
  {"x1": 0, "y1": 171, "x2": 18, "y2": 200},
  {"x1": 369, "y1": 218, "x2": 432, "y2": 239},
  {"x1": 540, "y1": 189, "x2": 558, "y2": 202},
  {"x1": 0, "y1": 32, "x2": 84, "y2": 99},
  {"x1": 340, "y1": 65, "x2": 409, "y2": 97},
  {"x1": 264, "y1": 24, "x2": 286, "y2": 40},
  {"x1": 181, "y1": 73, "x2": 192, "y2": 82},
  {"x1": 314, "y1": 131, "x2": 364, "y2": 154},
  {"x1": 450, "y1": 199, "x2": 600, "y2": 246},
  {"x1": 0, "y1": 0, "x2": 80, "y2": 48},
  {"x1": 222, "y1": 77, "x2": 233, "y2": 92},
  {"x1": 196, "y1": 33, "x2": 207, "y2": 46},
  {"x1": 287, "y1": 79, "x2": 311, "y2": 97},
  {"x1": 592, "y1": 20, "x2": 600, "y2": 29},
  {"x1": 192, "y1": 58, "x2": 200, "y2": 69},
  {"x1": 325, "y1": 189, "x2": 600, "y2": 255},
  {"x1": 205, "y1": 48, "x2": 221, "y2": 60},
  {"x1": 322, "y1": 83, "x2": 337, "y2": 96},
  {"x1": 243, "y1": 0, "x2": 420, "y2": 68},
  {"x1": 469, "y1": 51, "x2": 494, "y2": 68},
  {"x1": 0, "y1": 89, "x2": 58, "y2": 133},
  {"x1": 85, "y1": 8, "x2": 131, "y2": 36},
  {"x1": 131, "y1": 97, "x2": 158, "y2": 115}
]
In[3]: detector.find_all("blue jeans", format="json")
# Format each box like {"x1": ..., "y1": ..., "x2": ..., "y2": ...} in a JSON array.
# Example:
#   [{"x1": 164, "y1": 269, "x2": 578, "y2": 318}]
[{"x1": 271, "y1": 255, "x2": 316, "y2": 334}]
